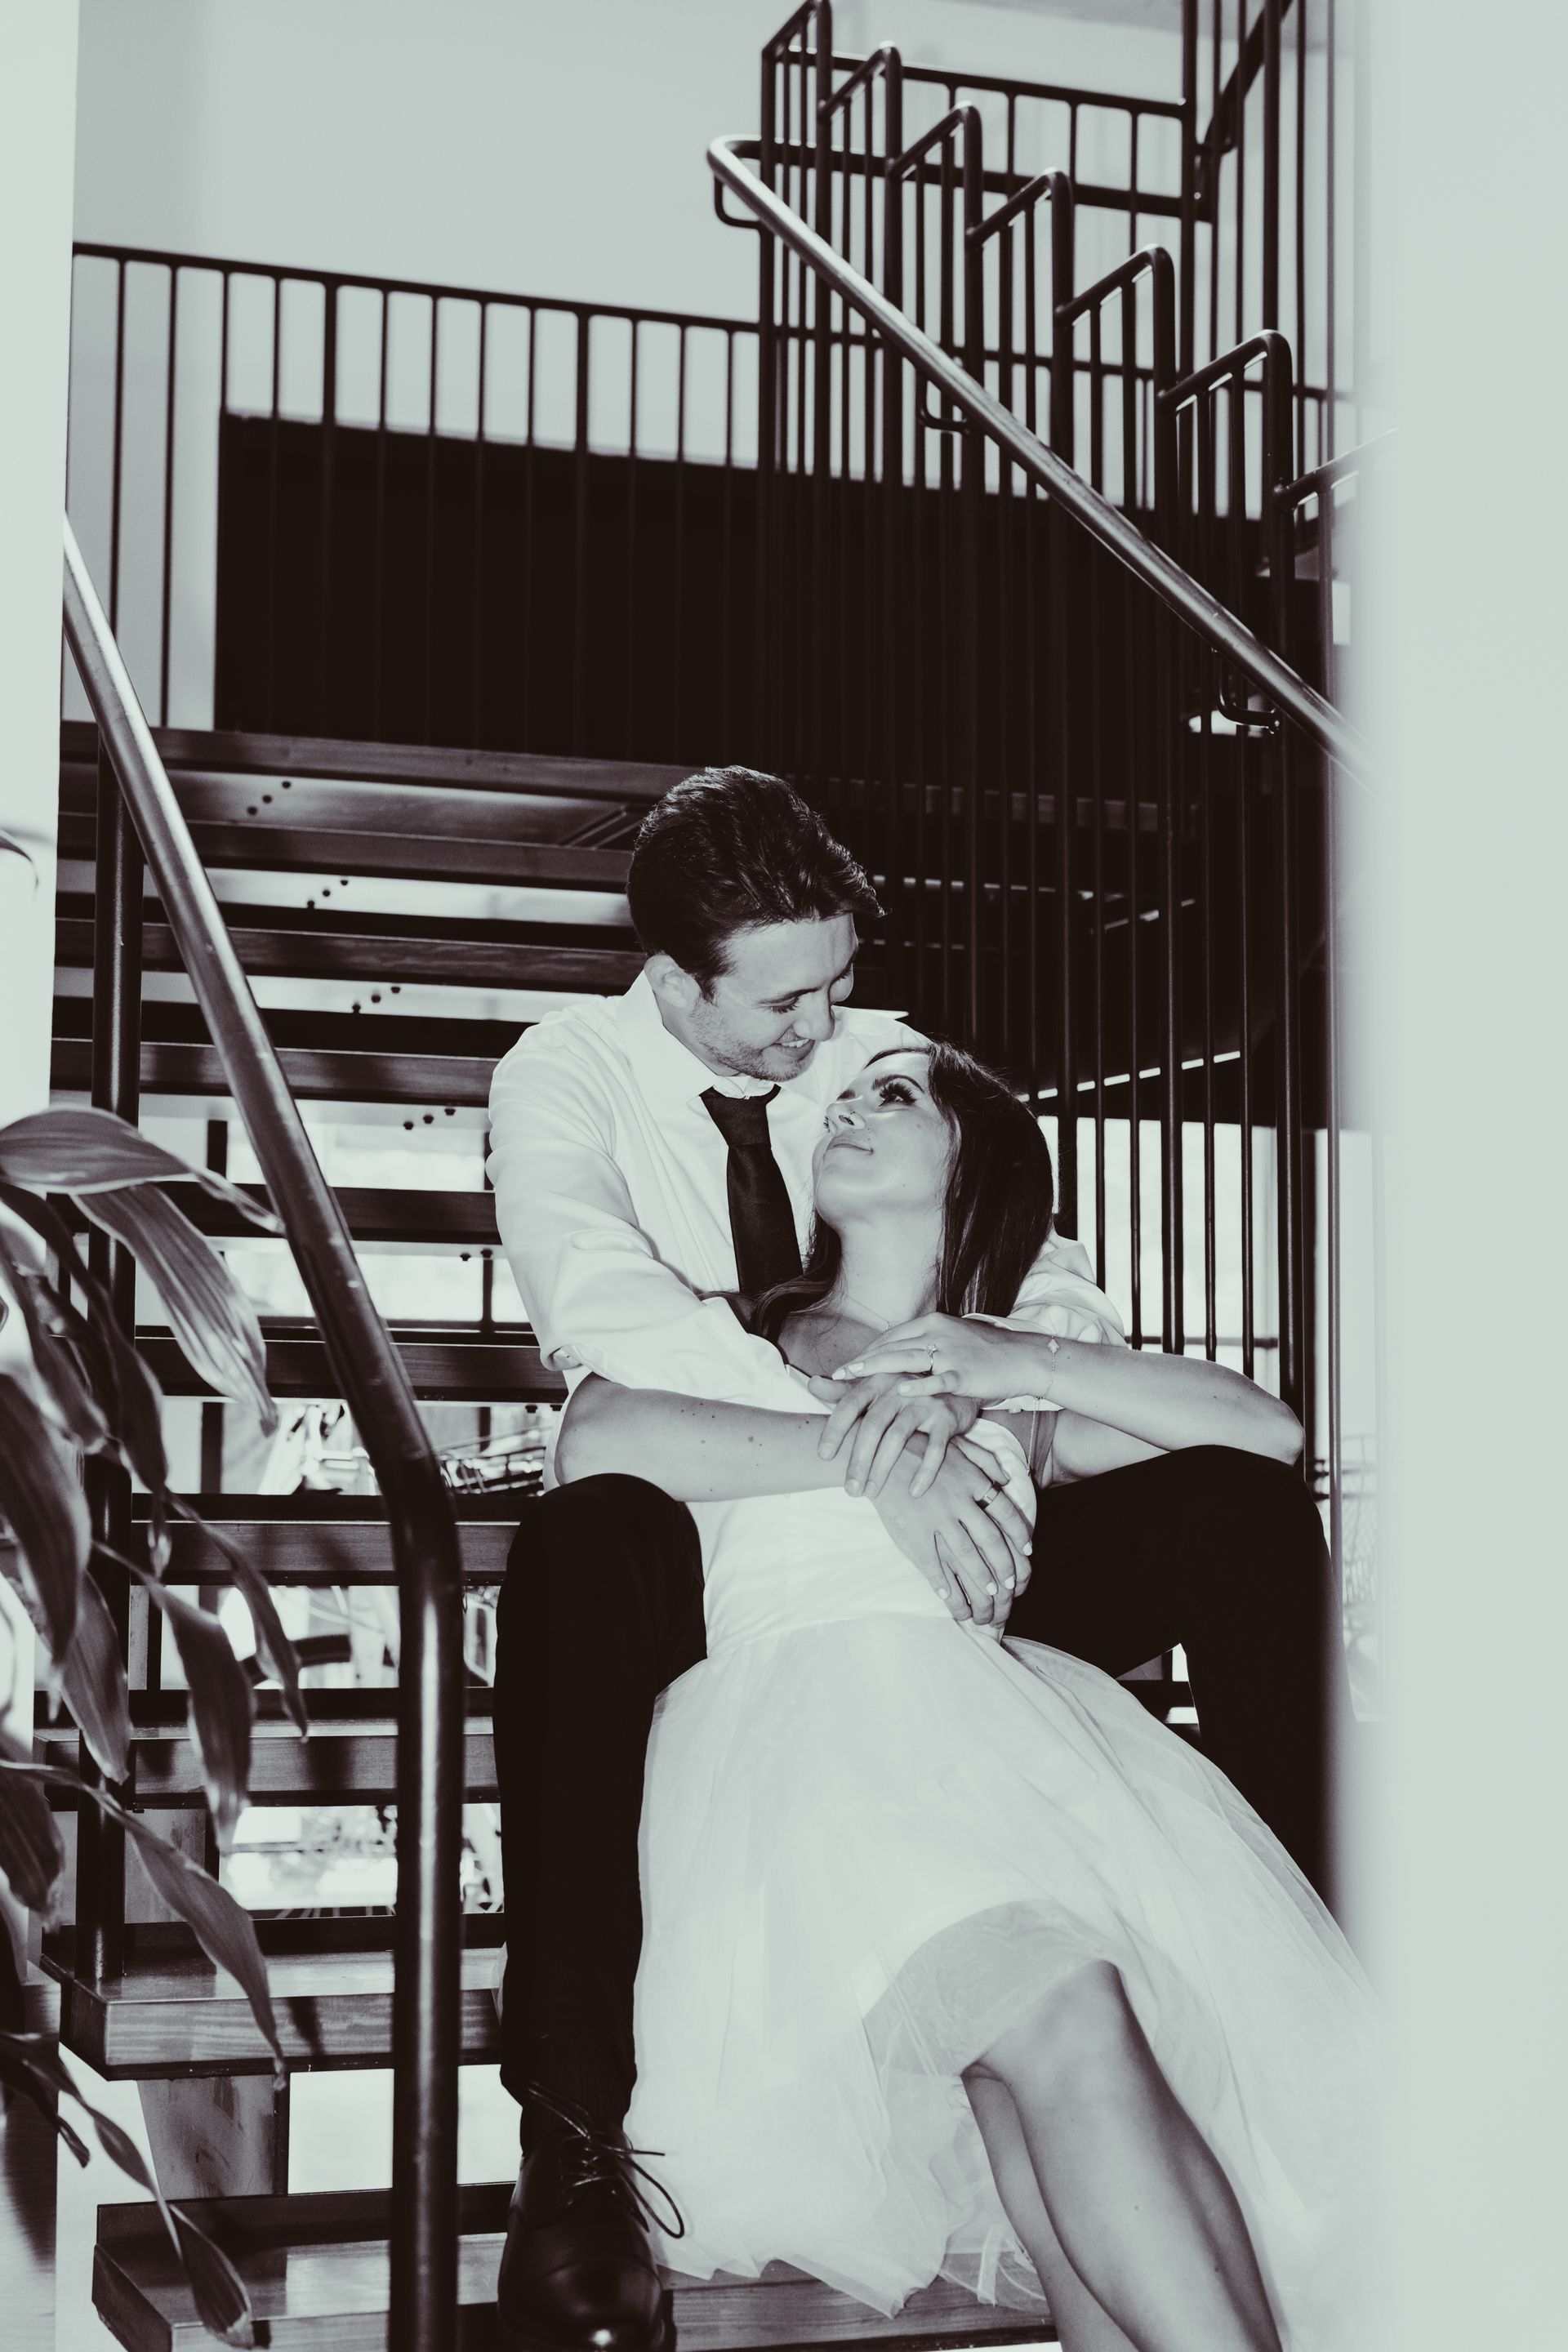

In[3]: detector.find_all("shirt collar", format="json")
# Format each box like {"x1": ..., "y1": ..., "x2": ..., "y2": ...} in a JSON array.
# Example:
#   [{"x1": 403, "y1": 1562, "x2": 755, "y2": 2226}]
[{"x1": 612, "y1": 968, "x2": 849, "y2": 1114}]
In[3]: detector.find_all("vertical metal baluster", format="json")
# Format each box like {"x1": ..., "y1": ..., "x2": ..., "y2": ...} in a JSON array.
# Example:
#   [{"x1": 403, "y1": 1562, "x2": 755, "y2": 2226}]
[
  {"x1": 1208, "y1": 0, "x2": 1223, "y2": 372},
  {"x1": 1295, "y1": 0, "x2": 1309, "y2": 470},
  {"x1": 1089, "y1": 437, "x2": 1107, "y2": 1290},
  {"x1": 862, "y1": 78, "x2": 876, "y2": 826},
  {"x1": 882, "y1": 61, "x2": 906, "y2": 1016},
  {"x1": 319, "y1": 280, "x2": 340, "y2": 737},
  {"x1": 937, "y1": 131, "x2": 955, "y2": 1036},
  {"x1": 791, "y1": 38, "x2": 805, "y2": 782},
  {"x1": 471, "y1": 305, "x2": 488, "y2": 748},
  {"x1": 1263, "y1": 0, "x2": 1281, "y2": 328},
  {"x1": 1126, "y1": 553, "x2": 1143, "y2": 1353},
  {"x1": 1129, "y1": 106, "x2": 1141, "y2": 261},
  {"x1": 1324, "y1": 719, "x2": 1344, "y2": 1597},
  {"x1": 997, "y1": 214, "x2": 1015, "y2": 1067},
  {"x1": 721, "y1": 328, "x2": 736, "y2": 758},
  {"x1": 372, "y1": 290, "x2": 389, "y2": 740},
  {"x1": 108, "y1": 260, "x2": 126, "y2": 636},
  {"x1": 572, "y1": 310, "x2": 591, "y2": 755},
  {"x1": 1179, "y1": 0, "x2": 1198, "y2": 381},
  {"x1": 1335, "y1": 0, "x2": 1344, "y2": 461},
  {"x1": 672, "y1": 325, "x2": 688, "y2": 758},
  {"x1": 1238, "y1": 720, "x2": 1255, "y2": 1381},
  {"x1": 78, "y1": 733, "x2": 144, "y2": 1980},
  {"x1": 626, "y1": 321, "x2": 639, "y2": 755},
  {"x1": 758, "y1": 38, "x2": 777, "y2": 766},
  {"x1": 421, "y1": 295, "x2": 437, "y2": 746},
  {"x1": 819, "y1": 93, "x2": 835, "y2": 805},
  {"x1": 1235, "y1": 0, "x2": 1247, "y2": 345},
  {"x1": 1265, "y1": 345, "x2": 1303, "y2": 1426},
  {"x1": 1022, "y1": 199, "x2": 1040, "y2": 1102},
  {"x1": 1200, "y1": 687, "x2": 1217, "y2": 1361},
  {"x1": 158, "y1": 266, "x2": 179, "y2": 726},
  {"x1": 520, "y1": 305, "x2": 537, "y2": 750},
  {"x1": 261, "y1": 277, "x2": 283, "y2": 729}
]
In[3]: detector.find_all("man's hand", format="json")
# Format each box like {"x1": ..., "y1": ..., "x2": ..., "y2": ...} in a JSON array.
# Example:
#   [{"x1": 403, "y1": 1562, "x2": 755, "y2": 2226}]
[
  {"x1": 869, "y1": 1438, "x2": 1032, "y2": 1627},
  {"x1": 806, "y1": 1370, "x2": 981, "y2": 1499}
]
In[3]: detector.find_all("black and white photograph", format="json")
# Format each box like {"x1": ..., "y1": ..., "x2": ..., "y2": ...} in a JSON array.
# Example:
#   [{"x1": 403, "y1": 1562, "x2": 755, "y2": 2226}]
[{"x1": 1, "y1": 5, "x2": 1563, "y2": 2350}]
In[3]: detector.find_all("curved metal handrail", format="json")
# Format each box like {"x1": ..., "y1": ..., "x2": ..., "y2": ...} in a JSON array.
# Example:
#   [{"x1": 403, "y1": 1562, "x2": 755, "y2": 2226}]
[
  {"x1": 709, "y1": 132, "x2": 1372, "y2": 786},
  {"x1": 61, "y1": 519, "x2": 465, "y2": 2352}
]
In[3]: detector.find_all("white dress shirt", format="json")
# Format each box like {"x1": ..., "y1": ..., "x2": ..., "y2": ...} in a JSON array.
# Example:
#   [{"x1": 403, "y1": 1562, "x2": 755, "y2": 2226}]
[{"x1": 487, "y1": 970, "x2": 1125, "y2": 1412}]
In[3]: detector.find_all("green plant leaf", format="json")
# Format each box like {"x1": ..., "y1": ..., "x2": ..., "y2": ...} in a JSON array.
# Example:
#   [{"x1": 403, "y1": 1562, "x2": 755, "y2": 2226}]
[
  {"x1": 0, "y1": 1225, "x2": 112, "y2": 1452},
  {"x1": 0, "y1": 1108, "x2": 279, "y2": 1232},
  {"x1": 72, "y1": 1185, "x2": 278, "y2": 1437},
  {"x1": 0, "y1": 1374, "x2": 87, "y2": 1661},
  {"x1": 0, "y1": 1758, "x2": 285, "y2": 2078},
  {"x1": 0, "y1": 1187, "x2": 171, "y2": 1499},
  {"x1": 100, "y1": 1546, "x2": 252, "y2": 1847},
  {"x1": 58, "y1": 1571, "x2": 132, "y2": 1784},
  {"x1": 0, "y1": 2030, "x2": 257, "y2": 2346},
  {"x1": 0, "y1": 1729, "x2": 66, "y2": 1919},
  {"x1": 167, "y1": 1495, "x2": 306, "y2": 1737},
  {"x1": 170, "y1": 2210, "x2": 257, "y2": 2346}
]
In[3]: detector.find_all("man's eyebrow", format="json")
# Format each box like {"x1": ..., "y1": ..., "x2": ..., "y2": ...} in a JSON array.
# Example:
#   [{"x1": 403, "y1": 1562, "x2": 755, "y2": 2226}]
[{"x1": 766, "y1": 954, "x2": 857, "y2": 1004}]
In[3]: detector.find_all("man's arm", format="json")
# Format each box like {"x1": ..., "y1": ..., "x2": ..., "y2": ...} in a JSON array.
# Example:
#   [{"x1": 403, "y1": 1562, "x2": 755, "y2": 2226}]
[
  {"x1": 555, "y1": 1375, "x2": 1034, "y2": 1622},
  {"x1": 488, "y1": 1035, "x2": 807, "y2": 1411}
]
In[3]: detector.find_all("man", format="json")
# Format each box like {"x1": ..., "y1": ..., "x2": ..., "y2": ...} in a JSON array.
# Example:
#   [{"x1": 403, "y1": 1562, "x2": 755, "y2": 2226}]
[{"x1": 486, "y1": 768, "x2": 1341, "y2": 2352}]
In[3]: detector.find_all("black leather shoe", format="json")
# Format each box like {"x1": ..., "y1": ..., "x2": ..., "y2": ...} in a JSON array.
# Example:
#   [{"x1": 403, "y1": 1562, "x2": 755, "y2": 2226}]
[{"x1": 496, "y1": 2087, "x2": 682, "y2": 2352}]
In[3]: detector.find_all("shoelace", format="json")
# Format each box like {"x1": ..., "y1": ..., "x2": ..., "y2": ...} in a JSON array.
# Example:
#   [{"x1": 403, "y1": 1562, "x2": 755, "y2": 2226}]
[{"x1": 527, "y1": 2082, "x2": 687, "y2": 2242}]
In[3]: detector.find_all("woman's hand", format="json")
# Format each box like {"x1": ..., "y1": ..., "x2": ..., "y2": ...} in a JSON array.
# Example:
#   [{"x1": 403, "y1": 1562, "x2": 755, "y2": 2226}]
[
  {"x1": 804, "y1": 1370, "x2": 981, "y2": 1498},
  {"x1": 832, "y1": 1313, "x2": 1038, "y2": 1403}
]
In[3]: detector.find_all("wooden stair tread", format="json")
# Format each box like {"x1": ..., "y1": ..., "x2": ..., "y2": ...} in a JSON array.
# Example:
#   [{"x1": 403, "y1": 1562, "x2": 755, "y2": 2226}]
[
  {"x1": 34, "y1": 1710, "x2": 498, "y2": 1804},
  {"x1": 134, "y1": 1330, "x2": 566, "y2": 1402},
  {"x1": 94, "y1": 2186, "x2": 1052, "y2": 2352},
  {"x1": 57, "y1": 917, "x2": 644, "y2": 995},
  {"x1": 133, "y1": 1496, "x2": 527, "y2": 1585},
  {"x1": 47, "y1": 1947, "x2": 506, "y2": 2078},
  {"x1": 51, "y1": 1033, "x2": 500, "y2": 1108},
  {"x1": 161, "y1": 1183, "x2": 504, "y2": 1246},
  {"x1": 56, "y1": 807, "x2": 634, "y2": 893},
  {"x1": 60, "y1": 720, "x2": 691, "y2": 806}
]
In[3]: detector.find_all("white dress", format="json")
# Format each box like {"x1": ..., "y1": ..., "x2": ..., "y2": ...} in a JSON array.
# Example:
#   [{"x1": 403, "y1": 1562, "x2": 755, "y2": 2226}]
[{"x1": 626, "y1": 1407, "x2": 1381, "y2": 2349}]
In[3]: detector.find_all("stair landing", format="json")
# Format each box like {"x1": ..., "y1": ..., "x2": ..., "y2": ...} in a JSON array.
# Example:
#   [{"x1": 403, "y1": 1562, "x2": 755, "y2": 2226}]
[{"x1": 94, "y1": 2186, "x2": 1055, "y2": 2352}]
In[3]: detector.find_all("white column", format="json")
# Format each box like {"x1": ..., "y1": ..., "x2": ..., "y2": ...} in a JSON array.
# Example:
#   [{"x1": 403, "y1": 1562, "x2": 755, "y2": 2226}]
[
  {"x1": 0, "y1": 0, "x2": 79, "y2": 1126},
  {"x1": 1357, "y1": 3, "x2": 1568, "y2": 2344}
]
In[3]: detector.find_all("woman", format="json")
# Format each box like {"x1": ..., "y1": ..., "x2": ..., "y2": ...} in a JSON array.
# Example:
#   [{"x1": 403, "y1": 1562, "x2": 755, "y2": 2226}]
[{"x1": 555, "y1": 1044, "x2": 1378, "y2": 2352}]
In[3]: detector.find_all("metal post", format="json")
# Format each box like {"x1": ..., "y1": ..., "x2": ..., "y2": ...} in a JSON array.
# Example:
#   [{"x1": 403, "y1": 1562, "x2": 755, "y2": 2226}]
[{"x1": 78, "y1": 734, "x2": 144, "y2": 1980}]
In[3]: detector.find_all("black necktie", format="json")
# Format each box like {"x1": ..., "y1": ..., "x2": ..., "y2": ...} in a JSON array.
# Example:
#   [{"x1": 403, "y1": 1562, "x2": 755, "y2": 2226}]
[{"x1": 701, "y1": 1086, "x2": 804, "y2": 1300}]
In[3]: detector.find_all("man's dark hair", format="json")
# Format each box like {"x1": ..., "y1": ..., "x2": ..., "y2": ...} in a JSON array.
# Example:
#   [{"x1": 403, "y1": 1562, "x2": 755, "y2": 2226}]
[{"x1": 626, "y1": 767, "x2": 880, "y2": 991}]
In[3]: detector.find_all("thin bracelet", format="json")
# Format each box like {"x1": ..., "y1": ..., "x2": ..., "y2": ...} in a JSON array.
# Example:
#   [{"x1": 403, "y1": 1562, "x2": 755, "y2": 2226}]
[{"x1": 1037, "y1": 1334, "x2": 1062, "y2": 1408}]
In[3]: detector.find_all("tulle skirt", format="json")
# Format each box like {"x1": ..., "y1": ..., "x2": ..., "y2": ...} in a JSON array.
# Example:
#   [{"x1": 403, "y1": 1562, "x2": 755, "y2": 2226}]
[{"x1": 626, "y1": 1612, "x2": 1380, "y2": 2349}]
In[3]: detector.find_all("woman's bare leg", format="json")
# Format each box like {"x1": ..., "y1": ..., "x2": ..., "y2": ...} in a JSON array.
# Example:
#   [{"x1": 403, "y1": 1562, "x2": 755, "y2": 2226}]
[
  {"x1": 965, "y1": 2069, "x2": 1140, "y2": 2352},
  {"x1": 977, "y1": 1962, "x2": 1282, "y2": 2352}
]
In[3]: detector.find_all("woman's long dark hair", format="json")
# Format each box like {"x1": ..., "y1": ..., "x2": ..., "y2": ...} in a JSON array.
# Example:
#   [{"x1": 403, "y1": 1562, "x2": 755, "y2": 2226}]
[{"x1": 751, "y1": 1041, "x2": 1054, "y2": 1343}]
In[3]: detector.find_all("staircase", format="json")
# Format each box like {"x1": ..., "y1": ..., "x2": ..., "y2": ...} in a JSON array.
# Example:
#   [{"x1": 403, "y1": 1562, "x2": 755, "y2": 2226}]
[{"x1": 36, "y1": 6, "x2": 1363, "y2": 2349}]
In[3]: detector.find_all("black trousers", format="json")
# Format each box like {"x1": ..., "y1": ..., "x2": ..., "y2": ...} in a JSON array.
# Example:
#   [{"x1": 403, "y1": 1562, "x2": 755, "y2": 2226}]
[{"x1": 492, "y1": 1445, "x2": 1345, "y2": 2128}]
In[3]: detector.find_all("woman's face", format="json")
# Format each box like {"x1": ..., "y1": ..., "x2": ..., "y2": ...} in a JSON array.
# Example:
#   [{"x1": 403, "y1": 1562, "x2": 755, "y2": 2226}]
[{"x1": 811, "y1": 1049, "x2": 953, "y2": 1228}]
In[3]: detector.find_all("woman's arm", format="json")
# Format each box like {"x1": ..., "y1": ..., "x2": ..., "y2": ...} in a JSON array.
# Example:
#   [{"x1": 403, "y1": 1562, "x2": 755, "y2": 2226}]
[{"x1": 835, "y1": 1320, "x2": 1303, "y2": 1478}]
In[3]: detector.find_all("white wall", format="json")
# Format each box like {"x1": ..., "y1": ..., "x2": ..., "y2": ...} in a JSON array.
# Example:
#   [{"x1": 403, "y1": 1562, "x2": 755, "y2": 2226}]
[
  {"x1": 73, "y1": 0, "x2": 1182, "y2": 314},
  {"x1": 1, "y1": 0, "x2": 79, "y2": 1126},
  {"x1": 1356, "y1": 2, "x2": 1568, "y2": 2344}
]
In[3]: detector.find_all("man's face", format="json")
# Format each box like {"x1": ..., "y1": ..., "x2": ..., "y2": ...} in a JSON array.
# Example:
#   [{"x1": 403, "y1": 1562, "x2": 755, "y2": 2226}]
[{"x1": 678, "y1": 915, "x2": 859, "y2": 1081}]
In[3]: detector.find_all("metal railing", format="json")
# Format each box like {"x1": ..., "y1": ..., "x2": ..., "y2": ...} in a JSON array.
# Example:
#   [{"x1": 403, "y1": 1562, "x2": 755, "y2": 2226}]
[
  {"x1": 66, "y1": 243, "x2": 760, "y2": 759},
  {"x1": 712, "y1": 101, "x2": 1366, "y2": 1494},
  {"x1": 61, "y1": 519, "x2": 466, "y2": 2352}
]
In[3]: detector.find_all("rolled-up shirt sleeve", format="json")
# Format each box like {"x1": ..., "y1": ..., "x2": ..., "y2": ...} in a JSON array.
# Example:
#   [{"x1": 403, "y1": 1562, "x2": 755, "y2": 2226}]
[
  {"x1": 982, "y1": 1230, "x2": 1128, "y2": 1411},
  {"x1": 488, "y1": 1038, "x2": 806, "y2": 1410}
]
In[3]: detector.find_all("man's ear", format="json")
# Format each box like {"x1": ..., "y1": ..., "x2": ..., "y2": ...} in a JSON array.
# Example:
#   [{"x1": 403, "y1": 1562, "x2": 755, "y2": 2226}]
[{"x1": 645, "y1": 951, "x2": 702, "y2": 1018}]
